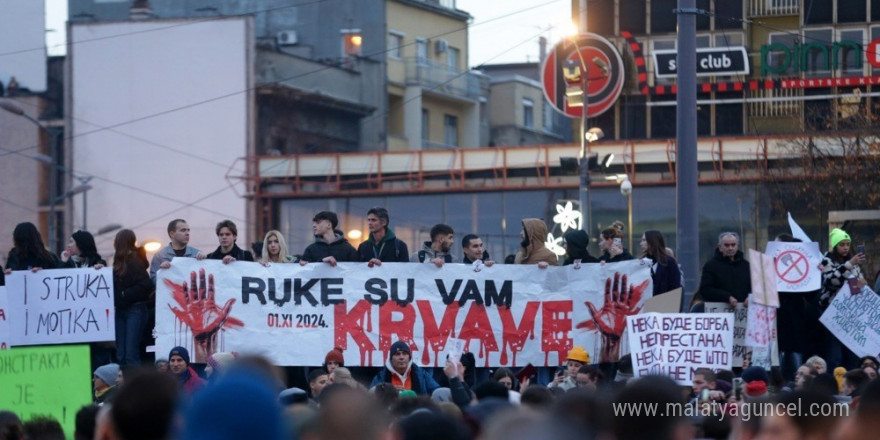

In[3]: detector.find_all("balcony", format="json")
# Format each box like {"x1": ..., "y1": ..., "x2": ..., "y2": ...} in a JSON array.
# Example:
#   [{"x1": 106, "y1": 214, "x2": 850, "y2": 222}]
[
  {"x1": 405, "y1": 57, "x2": 486, "y2": 100},
  {"x1": 748, "y1": 0, "x2": 799, "y2": 17}
]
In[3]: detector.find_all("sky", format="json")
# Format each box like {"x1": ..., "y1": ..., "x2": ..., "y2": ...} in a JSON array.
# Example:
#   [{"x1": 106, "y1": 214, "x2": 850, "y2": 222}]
[{"x1": 46, "y1": 0, "x2": 572, "y2": 65}]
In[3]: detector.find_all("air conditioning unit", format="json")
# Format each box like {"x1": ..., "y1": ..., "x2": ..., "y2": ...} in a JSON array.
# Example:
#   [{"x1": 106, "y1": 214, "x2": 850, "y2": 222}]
[
  {"x1": 434, "y1": 39, "x2": 448, "y2": 54},
  {"x1": 277, "y1": 30, "x2": 298, "y2": 46}
]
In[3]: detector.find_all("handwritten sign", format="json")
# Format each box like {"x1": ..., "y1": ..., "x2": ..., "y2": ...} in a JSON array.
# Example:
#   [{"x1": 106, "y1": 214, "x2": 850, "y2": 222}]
[
  {"x1": 156, "y1": 259, "x2": 652, "y2": 367},
  {"x1": 704, "y1": 302, "x2": 779, "y2": 368},
  {"x1": 746, "y1": 296, "x2": 777, "y2": 347},
  {"x1": 5, "y1": 268, "x2": 115, "y2": 345},
  {"x1": 765, "y1": 242, "x2": 822, "y2": 292},
  {"x1": 0, "y1": 287, "x2": 9, "y2": 349},
  {"x1": 627, "y1": 313, "x2": 734, "y2": 385},
  {"x1": 0, "y1": 345, "x2": 93, "y2": 439},
  {"x1": 819, "y1": 284, "x2": 880, "y2": 358},
  {"x1": 749, "y1": 249, "x2": 779, "y2": 307}
]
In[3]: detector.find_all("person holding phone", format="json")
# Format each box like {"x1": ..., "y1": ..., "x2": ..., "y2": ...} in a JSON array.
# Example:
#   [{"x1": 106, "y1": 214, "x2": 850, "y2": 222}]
[
  {"x1": 549, "y1": 347, "x2": 590, "y2": 391},
  {"x1": 820, "y1": 228, "x2": 866, "y2": 369},
  {"x1": 598, "y1": 221, "x2": 634, "y2": 263}
]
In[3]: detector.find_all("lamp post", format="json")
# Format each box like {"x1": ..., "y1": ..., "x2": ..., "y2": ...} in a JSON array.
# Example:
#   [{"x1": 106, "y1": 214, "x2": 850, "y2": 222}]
[
  {"x1": 1, "y1": 100, "x2": 64, "y2": 252},
  {"x1": 75, "y1": 176, "x2": 94, "y2": 231}
]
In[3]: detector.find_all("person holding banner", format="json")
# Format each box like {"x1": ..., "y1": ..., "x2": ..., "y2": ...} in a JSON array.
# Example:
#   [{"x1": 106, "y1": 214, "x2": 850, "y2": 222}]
[
  {"x1": 206, "y1": 220, "x2": 254, "y2": 264},
  {"x1": 113, "y1": 229, "x2": 154, "y2": 366},
  {"x1": 514, "y1": 219, "x2": 557, "y2": 266},
  {"x1": 150, "y1": 219, "x2": 206, "y2": 284},
  {"x1": 562, "y1": 229, "x2": 599, "y2": 266},
  {"x1": 60, "y1": 230, "x2": 106, "y2": 269},
  {"x1": 639, "y1": 230, "x2": 681, "y2": 296},
  {"x1": 819, "y1": 228, "x2": 866, "y2": 370},
  {"x1": 260, "y1": 230, "x2": 296, "y2": 264},
  {"x1": 598, "y1": 221, "x2": 634, "y2": 263},
  {"x1": 357, "y1": 207, "x2": 409, "y2": 264},
  {"x1": 4, "y1": 222, "x2": 60, "y2": 276},
  {"x1": 300, "y1": 211, "x2": 359, "y2": 266},
  {"x1": 410, "y1": 224, "x2": 455, "y2": 266}
]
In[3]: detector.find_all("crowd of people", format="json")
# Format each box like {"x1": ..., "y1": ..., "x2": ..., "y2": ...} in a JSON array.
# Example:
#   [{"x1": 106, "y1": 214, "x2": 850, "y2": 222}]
[{"x1": 2, "y1": 205, "x2": 878, "y2": 440}]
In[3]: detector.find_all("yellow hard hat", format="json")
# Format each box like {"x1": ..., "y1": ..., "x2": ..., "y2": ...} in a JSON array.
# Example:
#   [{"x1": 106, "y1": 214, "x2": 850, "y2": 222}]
[{"x1": 567, "y1": 346, "x2": 590, "y2": 364}]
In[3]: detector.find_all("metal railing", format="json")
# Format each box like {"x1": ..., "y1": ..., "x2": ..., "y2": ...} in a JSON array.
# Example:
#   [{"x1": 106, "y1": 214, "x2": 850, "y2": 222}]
[
  {"x1": 405, "y1": 57, "x2": 485, "y2": 99},
  {"x1": 748, "y1": 0, "x2": 800, "y2": 17}
]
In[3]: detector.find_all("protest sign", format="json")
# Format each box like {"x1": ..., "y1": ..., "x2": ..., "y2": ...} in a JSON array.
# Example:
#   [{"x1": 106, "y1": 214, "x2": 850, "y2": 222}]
[
  {"x1": 0, "y1": 345, "x2": 92, "y2": 439},
  {"x1": 819, "y1": 284, "x2": 880, "y2": 358},
  {"x1": 765, "y1": 241, "x2": 822, "y2": 292},
  {"x1": 5, "y1": 268, "x2": 115, "y2": 346},
  {"x1": 745, "y1": 296, "x2": 776, "y2": 348},
  {"x1": 155, "y1": 258, "x2": 652, "y2": 367},
  {"x1": 642, "y1": 288, "x2": 682, "y2": 313},
  {"x1": 748, "y1": 249, "x2": 779, "y2": 307},
  {"x1": 0, "y1": 287, "x2": 9, "y2": 349},
  {"x1": 627, "y1": 313, "x2": 734, "y2": 385},
  {"x1": 704, "y1": 302, "x2": 779, "y2": 368}
]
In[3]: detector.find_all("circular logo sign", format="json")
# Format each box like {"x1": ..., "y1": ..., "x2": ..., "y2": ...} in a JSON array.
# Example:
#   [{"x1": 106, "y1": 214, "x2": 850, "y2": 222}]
[{"x1": 541, "y1": 33, "x2": 625, "y2": 119}]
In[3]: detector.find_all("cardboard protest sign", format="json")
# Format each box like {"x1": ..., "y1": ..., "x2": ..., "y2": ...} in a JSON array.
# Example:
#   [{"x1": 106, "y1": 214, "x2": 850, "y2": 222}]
[
  {"x1": 642, "y1": 288, "x2": 682, "y2": 314},
  {"x1": 155, "y1": 259, "x2": 652, "y2": 367},
  {"x1": 704, "y1": 302, "x2": 779, "y2": 368},
  {"x1": 820, "y1": 284, "x2": 880, "y2": 358},
  {"x1": 0, "y1": 345, "x2": 92, "y2": 439},
  {"x1": 0, "y1": 287, "x2": 9, "y2": 349},
  {"x1": 748, "y1": 249, "x2": 779, "y2": 307},
  {"x1": 765, "y1": 241, "x2": 822, "y2": 292},
  {"x1": 5, "y1": 268, "x2": 115, "y2": 345},
  {"x1": 745, "y1": 296, "x2": 777, "y2": 348},
  {"x1": 627, "y1": 313, "x2": 734, "y2": 385}
]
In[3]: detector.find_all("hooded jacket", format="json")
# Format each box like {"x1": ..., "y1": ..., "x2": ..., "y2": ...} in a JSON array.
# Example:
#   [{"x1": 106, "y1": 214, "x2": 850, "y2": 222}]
[
  {"x1": 357, "y1": 227, "x2": 409, "y2": 263},
  {"x1": 410, "y1": 241, "x2": 454, "y2": 263},
  {"x1": 302, "y1": 231, "x2": 360, "y2": 262},
  {"x1": 370, "y1": 359, "x2": 440, "y2": 396},
  {"x1": 699, "y1": 248, "x2": 751, "y2": 303},
  {"x1": 514, "y1": 219, "x2": 558, "y2": 265},
  {"x1": 562, "y1": 230, "x2": 599, "y2": 265}
]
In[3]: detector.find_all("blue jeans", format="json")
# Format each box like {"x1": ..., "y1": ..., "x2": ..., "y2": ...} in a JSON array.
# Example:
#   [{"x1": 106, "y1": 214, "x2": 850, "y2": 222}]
[{"x1": 116, "y1": 303, "x2": 148, "y2": 366}]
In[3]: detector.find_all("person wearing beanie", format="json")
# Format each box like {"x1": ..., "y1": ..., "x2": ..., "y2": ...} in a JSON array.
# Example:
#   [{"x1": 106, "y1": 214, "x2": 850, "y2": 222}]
[
  {"x1": 205, "y1": 352, "x2": 238, "y2": 378},
  {"x1": 61, "y1": 230, "x2": 106, "y2": 268},
  {"x1": 369, "y1": 340, "x2": 439, "y2": 395},
  {"x1": 323, "y1": 347, "x2": 344, "y2": 374},
  {"x1": 741, "y1": 366, "x2": 770, "y2": 398},
  {"x1": 549, "y1": 346, "x2": 590, "y2": 391},
  {"x1": 169, "y1": 346, "x2": 206, "y2": 394},
  {"x1": 93, "y1": 363, "x2": 120, "y2": 404},
  {"x1": 820, "y1": 228, "x2": 865, "y2": 370}
]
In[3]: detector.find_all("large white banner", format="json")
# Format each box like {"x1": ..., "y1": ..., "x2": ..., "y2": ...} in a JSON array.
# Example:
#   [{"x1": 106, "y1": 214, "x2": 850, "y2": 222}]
[
  {"x1": 627, "y1": 312, "x2": 734, "y2": 385},
  {"x1": 155, "y1": 258, "x2": 653, "y2": 367},
  {"x1": 820, "y1": 284, "x2": 880, "y2": 359},
  {"x1": 5, "y1": 268, "x2": 116, "y2": 346},
  {"x1": 765, "y1": 242, "x2": 822, "y2": 292}
]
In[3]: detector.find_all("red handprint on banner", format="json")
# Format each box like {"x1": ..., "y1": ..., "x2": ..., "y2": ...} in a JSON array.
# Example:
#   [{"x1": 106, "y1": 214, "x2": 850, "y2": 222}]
[
  {"x1": 576, "y1": 272, "x2": 649, "y2": 363},
  {"x1": 164, "y1": 268, "x2": 244, "y2": 363}
]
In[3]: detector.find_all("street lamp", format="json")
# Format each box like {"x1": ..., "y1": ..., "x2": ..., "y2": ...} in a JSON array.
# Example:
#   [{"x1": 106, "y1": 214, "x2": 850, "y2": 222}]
[{"x1": 1, "y1": 99, "x2": 64, "y2": 252}]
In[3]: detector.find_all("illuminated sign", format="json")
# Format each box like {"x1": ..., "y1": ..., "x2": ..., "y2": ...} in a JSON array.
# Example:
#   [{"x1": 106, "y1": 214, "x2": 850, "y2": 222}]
[
  {"x1": 653, "y1": 47, "x2": 750, "y2": 78},
  {"x1": 760, "y1": 38, "x2": 880, "y2": 76}
]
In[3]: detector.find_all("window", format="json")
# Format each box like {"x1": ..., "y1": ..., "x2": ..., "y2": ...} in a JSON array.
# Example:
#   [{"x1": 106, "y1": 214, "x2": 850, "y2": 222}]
[
  {"x1": 586, "y1": 0, "x2": 615, "y2": 35},
  {"x1": 619, "y1": 0, "x2": 646, "y2": 34},
  {"x1": 341, "y1": 29, "x2": 362, "y2": 57},
  {"x1": 543, "y1": 101, "x2": 554, "y2": 132},
  {"x1": 447, "y1": 47, "x2": 460, "y2": 70},
  {"x1": 444, "y1": 114, "x2": 458, "y2": 147},
  {"x1": 838, "y1": 0, "x2": 867, "y2": 23},
  {"x1": 803, "y1": 28, "x2": 833, "y2": 75},
  {"x1": 422, "y1": 109, "x2": 429, "y2": 144},
  {"x1": 696, "y1": 34, "x2": 711, "y2": 48},
  {"x1": 766, "y1": 32, "x2": 798, "y2": 75},
  {"x1": 838, "y1": 29, "x2": 864, "y2": 75},
  {"x1": 650, "y1": 0, "x2": 677, "y2": 34},
  {"x1": 523, "y1": 99, "x2": 534, "y2": 128},
  {"x1": 804, "y1": 0, "x2": 832, "y2": 25},
  {"x1": 715, "y1": 0, "x2": 743, "y2": 30},
  {"x1": 416, "y1": 38, "x2": 428, "y2": 64},
  {"x1": 652, "y1": 39, "x2": 676, "y2": 51},
  {"x1": 696, "y1": 0, "x2": 710, "y2": 31},
  {"x1": 388, "y1": 31, "x2": 404, "y2": 59},
  {"x1": 715, "y1": 33, "x2": 744, "y2": 48}
]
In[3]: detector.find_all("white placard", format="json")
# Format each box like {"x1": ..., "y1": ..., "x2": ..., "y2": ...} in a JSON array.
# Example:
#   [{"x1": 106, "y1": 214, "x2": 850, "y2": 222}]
[
  {"x1": 820, "y1": 284, "x2": 880, "y2": 359},
  {"x1": 5, "y1": 268, "x2": 116, "y2": 346},
  {"x1": 749, "y1": 249, "x2": 779, "y2": 307},
  {"x1": 627, "y1": 312, "x2": 734, "y2": 385},
  {"x1": 704, "y1": 302, "x2": 779, "y2": 368},
  {"x1": 765, "y1": 241, "x2": 822, "y2": 292}
]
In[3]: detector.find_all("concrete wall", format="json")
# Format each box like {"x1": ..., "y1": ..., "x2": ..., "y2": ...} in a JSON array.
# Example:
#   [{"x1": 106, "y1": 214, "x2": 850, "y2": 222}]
[{"x1": 0, "y1": 0, "x2": 47, "y2": 92}]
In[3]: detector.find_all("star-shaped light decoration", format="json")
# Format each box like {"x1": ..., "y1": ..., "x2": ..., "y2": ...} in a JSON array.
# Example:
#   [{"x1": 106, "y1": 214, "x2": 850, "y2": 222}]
[
  {"x1": 553, "y1": 201, "x2": 582, "y2": 233},
  {"x1": 546, "y1": 232, "x2": 566, "y2": 257}
]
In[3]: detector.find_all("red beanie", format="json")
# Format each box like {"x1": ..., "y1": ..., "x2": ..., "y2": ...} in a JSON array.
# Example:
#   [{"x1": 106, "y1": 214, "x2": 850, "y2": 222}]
[
  {"x1": 325, "y1": 346, "x2": 344, "y2": 366},
  {"x1": 745, "y1": 380, "x2": 768, "y2": 397}
]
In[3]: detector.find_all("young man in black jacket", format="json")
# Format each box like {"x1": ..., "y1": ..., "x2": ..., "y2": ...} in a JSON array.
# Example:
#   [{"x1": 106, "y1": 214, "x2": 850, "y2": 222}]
[
  {"x1": 357, "y1": 207, "x2": 409, "y2": 264},
  {"x1": 300, "y1": 211, "x2": 359, "y2": 266},
  {"x1": 206, "y1": 220, "x2": 254, "y2": 264}
]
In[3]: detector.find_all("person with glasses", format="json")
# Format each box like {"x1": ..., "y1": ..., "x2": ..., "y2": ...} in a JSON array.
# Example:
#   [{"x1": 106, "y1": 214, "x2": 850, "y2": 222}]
[{"x1": 699, "y1": 232, "x2": 752, "y2": 308}]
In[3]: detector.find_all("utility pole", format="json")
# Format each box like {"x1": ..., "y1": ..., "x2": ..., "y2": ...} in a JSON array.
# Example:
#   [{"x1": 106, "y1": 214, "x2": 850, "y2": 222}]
[
  {"x1": 578, "y1": 0, "x2": 591, "y2": 232},
  {"x1": 676, "y1": 0, "x2": 699, "y2": 310}
]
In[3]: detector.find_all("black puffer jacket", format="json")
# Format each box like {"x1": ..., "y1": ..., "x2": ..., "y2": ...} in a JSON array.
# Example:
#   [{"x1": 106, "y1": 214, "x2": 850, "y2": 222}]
[
  {"x1": 302, "y1": 232, "x2": 360, "y2": 262},
  {"x1": 699, "y1": 249, "x2": 751, "y2": 303},
  {"x1": 114, "y1": 258, "x2": 154, "y2": 308}
]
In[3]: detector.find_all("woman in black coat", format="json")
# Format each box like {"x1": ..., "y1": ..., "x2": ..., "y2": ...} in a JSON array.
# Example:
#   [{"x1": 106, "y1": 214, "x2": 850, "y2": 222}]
[
  {"x1": 639, "y1": 230, "x2": 682, "y2": 296},
  {"x1": 112, "y1": 229, "x2": 154, "y2": 366},
  {"x1": 60, "y1": 230, "x2": 106, "y2": 268},
  {"x1": 4, "y1": 222, "x2": 59, "y2": 277}
]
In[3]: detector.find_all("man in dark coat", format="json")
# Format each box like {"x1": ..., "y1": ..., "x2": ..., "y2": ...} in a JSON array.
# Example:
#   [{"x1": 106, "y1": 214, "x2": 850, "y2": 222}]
[
  {"x1": 699, "y1": 232, "x2": 752, "y2": 307},
  {"x1": 357, "y1": 207, "x2": 409, "y2": 264},
  {"x1": 206, "y1": 220, "x2": 254, "y2": 264},
  {"x1": 301, "y1": 211, "x2": 359, "y2": 265},
  {"x1": 370, "y1": 341, "x2": 439, "y2": 395}
]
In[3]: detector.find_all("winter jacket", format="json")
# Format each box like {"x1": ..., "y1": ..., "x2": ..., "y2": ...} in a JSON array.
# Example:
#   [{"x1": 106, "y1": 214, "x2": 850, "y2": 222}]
[
  {"x1": 150, "y1": 244, "x2": 201, "y2": 284},
  {"x1": 370, "y1": 361, "x2": 440, "y2": 395},
  {"x1": 410, "y1": 241, "x2": 454, "y2": 263},
  {"x1": 599, "y1": 249, "x2": 635, "y2": 263},
  {"x1": 463, "y1": 250, "x2": 490, "y2": 265},
  {"x1": 60, "y1": 254, "x2": 106, "y2": 269},
  {"x1": 651, "y1": 256, "x2": 683, "y2": 296},
  {"x1": 448, "y1": 376, "x2": 474, "y2": 408},
  {"x1": 699, "y1": 249, "x2": 751, "y2": 303},
  {"x1": 177, "y1": 366, "x2": 206, "y2": 395},
  {"x1": 206, "y1": 244, "x2": 254, "y2": 262},
  {"x1": 5, "y1": 248, "x2": 60, "y2": 271},
  {"x1": 357, "y1": 227, "x2": 409, "y2": 263},
  {"x1": 563, "y1": 229, "x2": 599, "y2": 265},
  {"x1": 819, "y1": 251, "x2": 863, "y2": 309},
  {"x1": 514, "y1": 219, "x2": 558, "y2": 265},
  {"x1": 302, "y1": 232, "x2": 360, "y2": 262},
  {"x1": 114, "y1": 258, "x2": 154, "y2": 308}
]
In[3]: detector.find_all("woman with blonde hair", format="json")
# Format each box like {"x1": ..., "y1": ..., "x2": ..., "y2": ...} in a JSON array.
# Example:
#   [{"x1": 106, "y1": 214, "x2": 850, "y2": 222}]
[
  {"x1": 260, "y1": 230, "x2": 295, "y2": 265},
  {"x1": 329, "y1": 367, "x2": 364, "y2": 389}
]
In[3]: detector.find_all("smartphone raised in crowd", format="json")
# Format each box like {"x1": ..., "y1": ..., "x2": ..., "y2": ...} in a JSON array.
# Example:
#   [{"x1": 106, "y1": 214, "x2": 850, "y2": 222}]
[{"x1": 858, "y1": 244, "x2": 866, "y2": 255}]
